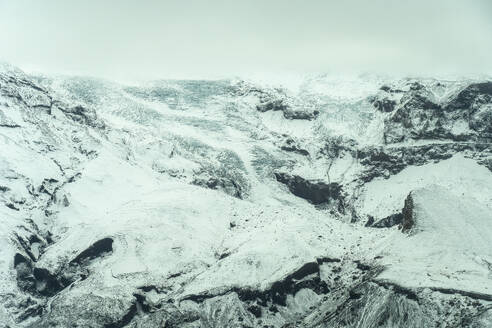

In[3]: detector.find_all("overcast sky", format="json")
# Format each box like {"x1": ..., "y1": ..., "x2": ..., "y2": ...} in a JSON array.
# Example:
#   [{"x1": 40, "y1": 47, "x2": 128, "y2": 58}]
[{"x1": 0, "y1": 0, "x2": 491, "y2": 80}]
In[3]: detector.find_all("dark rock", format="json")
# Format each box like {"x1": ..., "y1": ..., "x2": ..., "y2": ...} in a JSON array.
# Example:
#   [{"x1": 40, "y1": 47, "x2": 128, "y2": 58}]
[
  {"x1": 379, "y1": 81, "x2": 492, "y2": 143},
  {"x1": 255, "y1": 92, "x2": 318, "y2": 120},
  {"x1": 446, "y1": 82, "x2": 492, "y2": 112},
  {"x1": 218, "y1": 252, "x2": 230, "y2": 260},
  {"x1": 349, "y1": 290, "x2": 362, "y2": 299},
  {"x1": 256, "y1": 99, "x2": 288, "y2": 113},
  {"x1": 365, "y1": 216, "x2": 375, "y2": 227},
  {"x1": 38, "y1": 178, "x2": 59, "y2": 196},
  {"x1": 371, "y1": 213, "x2": 403, "y2": 228},
  {"x1": 280, "y1": 138, "x2": 309, "y2": 156},
  {"x1": 14, "y1": 253, "x2": 31, "y2": 268},
  {"x1": 316, "y1": 257, "x2": 341, "y2": 264},
  {"x1": 274, "y1": 172, "x2": 344, "y2": 208},
  {"x1": 183, "y1": 260, "x2": 329, "y2": 308},
  {"x1": 192, "y1": 175, "x2": 247, "y2": 199},
  {"x1": 248, "y1": 305, "x2": 262, "y2": 318},
  {"x1": 192, "y1": 156, "x2": 250, "y2": 199},
  {"x1": 13, "y1": 232, "x2": 42, "y2": 262},
  {"x1": 70, "y1": 237, "x2": 114, "y2": 265},
  {"x1": 104, "y1": 302, "x2": 138, "y2": 328},
  {"x1": 59, "y1": 104, "x2": 104, "y2": 128},
  {"x1": 282, "y1": 109, "x2": 319, "y2": 120},
  {"x1": 356, "y1": 142, "x2": 492, "y2": 184},
  {"x1": 16, "y1": 304, "x2": 44, "y2": 322},
  {"x1": 380, "y1": 85, "x2": 391, "y2": 92},
  {"x1": 400, "y1": 193, "x2": 414, "y2": 232},
  {"x1": 384, "y1": 88, "x2": 442, "y2": 143},
  {"x1": 354, "y1": 261, "x2": 371, "y2": 271},
  {"x1": 32, "y1": 268, "x2": 65, "y2": 297},
  {"x1": 6, "y1": 203, "x2": 19, "y2": 211},
  {"x1": 372, "y1": 98, "x2": 397, "y2": 113},
  {"x1": 14, "y1": 238, "x2": 114, "y2": 298}
]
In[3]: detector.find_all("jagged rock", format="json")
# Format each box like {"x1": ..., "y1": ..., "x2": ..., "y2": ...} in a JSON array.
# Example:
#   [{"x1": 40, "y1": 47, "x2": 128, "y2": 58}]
[
  {"x1": 368, "y1": 213, "x2": 403, "y2": 228},
  {"x1": 0, "y1": 73, "x2": 52, "y2": 111},
  {"x1": 400, "y1": 193, "x2": 414, "y2": 232},
  {"x1": 256, "y1": 98, "x2": 288, "y2": 113},
  {"x1": 58, "y1": 104, "x2": 105, "y2": 128},
  {"x1": 192, "y1": 170, "x2": 249, "y2": 199},
  {"x1": 256, "y1": 96, "x2": 318, "y2": 120},
  {"x1": 446, "y1": 82, "x2": 492, "y2": 112},
  {"x1": 382, "y1": 81, "x2": 492, "y2": 143},
  {"x1": 233, "y1": 81, "x2": 319, "y2": 120},
  {"x1": 372, "y1": 97, "x2": 397, "y2": 113},
  {"x1": 282, "y1": 109, "x2": 319, "y2": 120}
]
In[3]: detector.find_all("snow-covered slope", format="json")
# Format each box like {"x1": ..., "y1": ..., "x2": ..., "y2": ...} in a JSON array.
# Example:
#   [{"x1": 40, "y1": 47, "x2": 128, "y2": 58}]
[{"x1": 1, "y1": 64, "x2": 491, "y2": 327}]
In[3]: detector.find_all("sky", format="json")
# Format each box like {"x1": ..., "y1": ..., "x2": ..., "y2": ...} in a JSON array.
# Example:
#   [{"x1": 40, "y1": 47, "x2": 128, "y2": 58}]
[{"x1": 0, "y1": 0, "x2": 491, "y2": 80}]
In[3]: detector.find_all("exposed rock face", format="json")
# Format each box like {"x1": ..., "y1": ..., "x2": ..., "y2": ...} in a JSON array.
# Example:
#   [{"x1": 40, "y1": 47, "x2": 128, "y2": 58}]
[
  {"x1": 233, "y1": 80, "x2": 319, "y2": 120},
  {"x1": 192, "y1": 173, "x2": 248, "y2": 199},
  {"x1": 274, "y1": 172, "x2": 345, "y2": 209},
  {"x1": 367, "y1": 213, "x2": 403, "y2": 228},
  {"x1": 0, "y1": 73, "x2": 52, "y2": 110},
  {"x1": 446, "y1": 82, "x2": 492, "y2": 112},
  {"x1": 400, "y1": 193, "x2": 414, "y2": 232},
  {"x1": 255, "y1": 96, "x2": 319, "y2": 120},
  {"x1": 15, "y1": 237, "x2": 114, "y2": 298},
  {"x1": 371, "y1": 97, "x2": 397, "y2": 113},
  {"x1": 376, "y1": 81, "x2": 492, "y2": 143},
  {"x1": 1, "y1": 66, "x2": 491, "y2": 327},
  {"x1": 58, "y1": 104, "x2": 104, "y2": 129},
  {"x1": 191, "y1": 151, "x2": 250, "y2": 199}
]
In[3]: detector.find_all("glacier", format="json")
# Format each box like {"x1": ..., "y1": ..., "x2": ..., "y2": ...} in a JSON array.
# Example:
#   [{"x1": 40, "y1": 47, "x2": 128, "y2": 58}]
[{"x1": 0, "y1": 62, "x2": 491, "y2": 327}]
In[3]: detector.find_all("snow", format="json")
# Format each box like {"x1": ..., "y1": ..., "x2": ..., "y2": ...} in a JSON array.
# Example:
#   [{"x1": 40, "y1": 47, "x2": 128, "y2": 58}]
[
  {"x1": 357, "y1": 154, "x2": 492, "y2": 219},
  {"x1": 374, "y1": 185, "x2": 492, "y2": 295},
  {"x1": 2, "y1": 64, "x2": 492, "y2": 326},
  {"x1": 359, "y1": 155, "x2": 492, "y2": 294}
]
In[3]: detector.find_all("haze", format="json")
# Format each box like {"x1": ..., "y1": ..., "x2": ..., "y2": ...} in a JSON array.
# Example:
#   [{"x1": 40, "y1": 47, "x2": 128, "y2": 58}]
[{"x1": 1, "y1": 0, "x2": 491, "y2": 80}]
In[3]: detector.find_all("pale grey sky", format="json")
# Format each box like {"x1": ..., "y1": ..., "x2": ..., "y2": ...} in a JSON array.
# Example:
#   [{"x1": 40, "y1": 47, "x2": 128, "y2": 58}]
[{"x1": 0, "y1": 0, "x2": 491, "y2": 80}]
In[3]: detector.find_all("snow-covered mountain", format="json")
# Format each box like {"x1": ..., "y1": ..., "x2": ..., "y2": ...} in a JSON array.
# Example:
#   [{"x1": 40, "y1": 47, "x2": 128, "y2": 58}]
[{"x1": 1, "y1": 63, "x2": 491, "y2": 327}]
